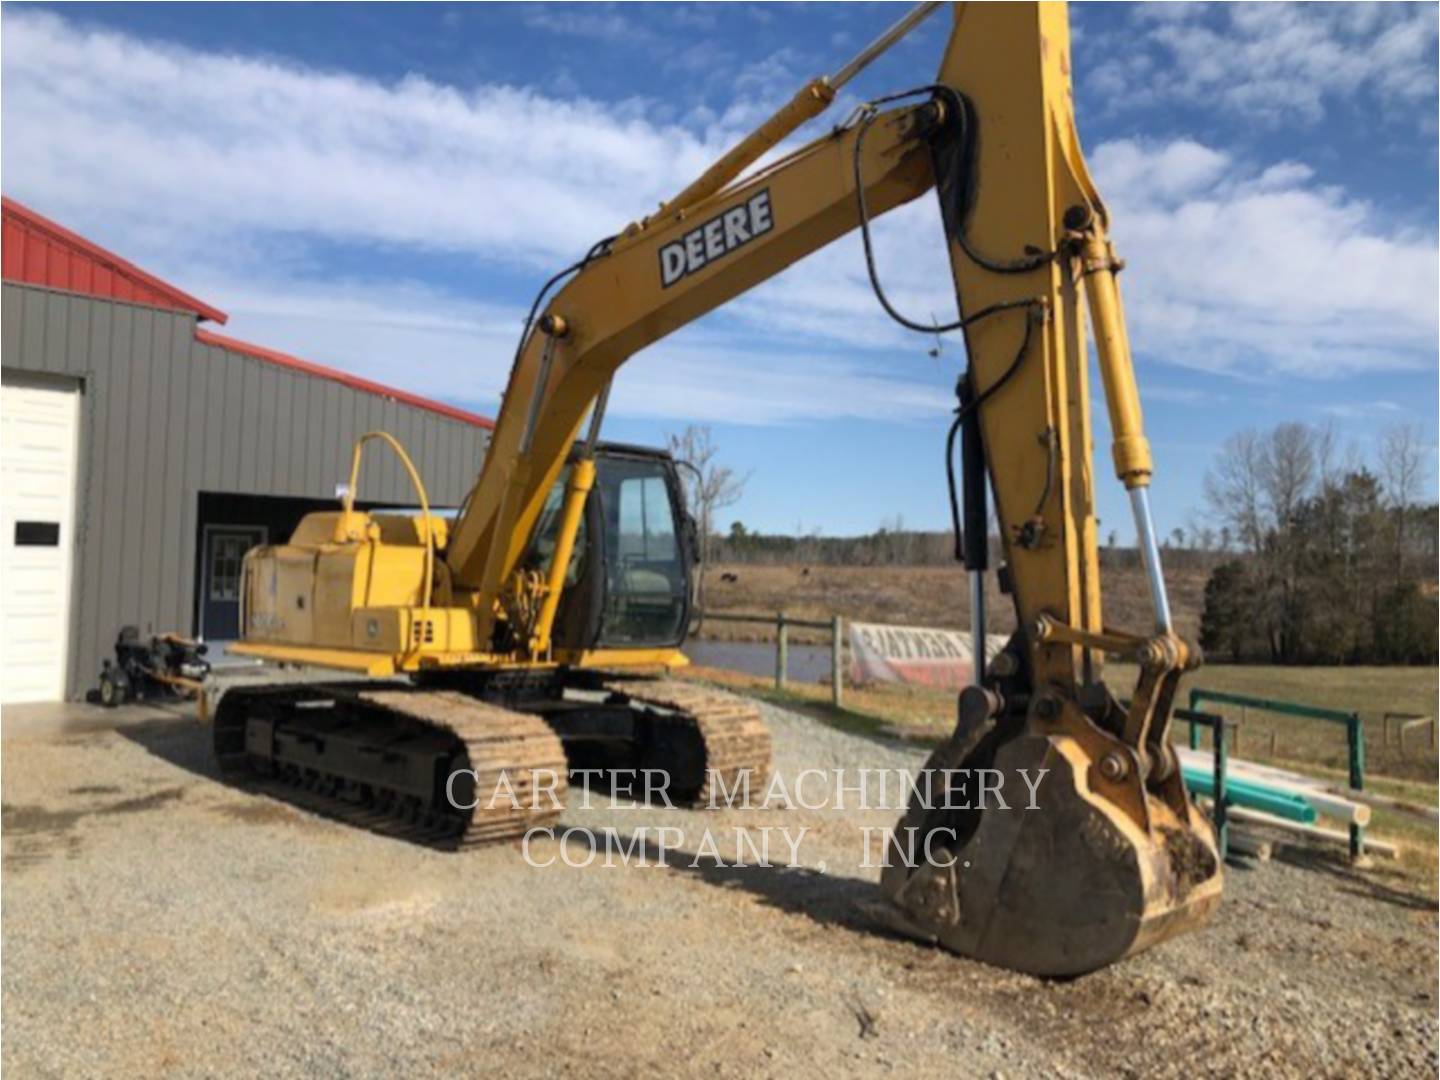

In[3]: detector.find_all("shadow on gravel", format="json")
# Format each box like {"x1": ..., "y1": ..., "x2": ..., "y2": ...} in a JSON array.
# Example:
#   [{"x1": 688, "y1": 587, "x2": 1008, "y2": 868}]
[
  {"x1": 581, "y1": 830, "x2": 890, "y2": 936},
  {"x1": 115, "y1": 714, "x2": 222, "y2": 783},
  {"x1": 1274, "y1": 846, "x2": 1438, "y2": 913}
]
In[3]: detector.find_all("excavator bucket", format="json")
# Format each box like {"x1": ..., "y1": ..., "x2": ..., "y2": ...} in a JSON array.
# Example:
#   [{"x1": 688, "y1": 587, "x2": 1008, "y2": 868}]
[{"x1": 872, "y1": 690, "x2": 1223, "y2": 977}]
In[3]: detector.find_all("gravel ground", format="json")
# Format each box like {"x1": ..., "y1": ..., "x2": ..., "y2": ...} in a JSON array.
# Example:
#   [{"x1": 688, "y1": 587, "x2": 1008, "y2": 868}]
[{"x1": 3, "y1": 695, "x2": 1436, "y2": 1078}]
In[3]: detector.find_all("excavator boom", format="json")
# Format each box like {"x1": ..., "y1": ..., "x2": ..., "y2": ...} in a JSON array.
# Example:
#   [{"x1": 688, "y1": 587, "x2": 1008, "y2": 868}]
[{"x1": 443, "y1": 89, "x2": 944, "y2": 647}]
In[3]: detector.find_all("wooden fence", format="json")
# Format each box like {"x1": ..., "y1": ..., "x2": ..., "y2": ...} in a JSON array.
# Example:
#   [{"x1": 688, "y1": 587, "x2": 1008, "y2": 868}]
[{"x1": 692, "y1": 612, "x2": 845, "y2": 707}]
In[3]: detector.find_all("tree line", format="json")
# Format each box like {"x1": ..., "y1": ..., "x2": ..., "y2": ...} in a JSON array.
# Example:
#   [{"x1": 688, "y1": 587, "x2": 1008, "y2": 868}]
[
  {"x1": 714, "y1": 516, "x2": 1223, "y2": 572},
  {"x1": 718, "y1": 517, "x2": 961, "y2": 567},
  {"x1": 1199, "y1": 421, "x2": 1436, "y2": 665},
  {"x1": 671, "y1": 420, "x2": 1436, "y2": 666}
]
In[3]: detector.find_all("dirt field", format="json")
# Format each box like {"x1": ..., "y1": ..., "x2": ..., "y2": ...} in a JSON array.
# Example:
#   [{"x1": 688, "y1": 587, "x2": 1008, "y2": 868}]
[
  {"x1": 3, "y1": 695, "x2": 1436, "y2": 1078},
  {"x1": 699, "y1": 561, "x2": 1211, "y2": 644}
]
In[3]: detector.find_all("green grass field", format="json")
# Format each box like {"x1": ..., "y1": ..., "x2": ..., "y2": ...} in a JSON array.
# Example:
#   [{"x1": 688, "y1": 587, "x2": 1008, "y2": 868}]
[{"x1": 1112, "y1": 662, "x2": 1437, "y2": 783}]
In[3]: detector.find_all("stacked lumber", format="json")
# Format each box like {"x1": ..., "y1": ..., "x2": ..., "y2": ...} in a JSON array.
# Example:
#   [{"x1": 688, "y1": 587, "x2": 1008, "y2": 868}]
[{"x1": 1225, "y1": 806, "x2": 1399, "y2": 860}]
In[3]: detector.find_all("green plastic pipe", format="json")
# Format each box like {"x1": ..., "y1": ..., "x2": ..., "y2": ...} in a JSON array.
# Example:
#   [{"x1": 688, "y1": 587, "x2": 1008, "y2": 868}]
[{"x1": 1184, "y1": 767, "x2": 1317, "y2": 825}]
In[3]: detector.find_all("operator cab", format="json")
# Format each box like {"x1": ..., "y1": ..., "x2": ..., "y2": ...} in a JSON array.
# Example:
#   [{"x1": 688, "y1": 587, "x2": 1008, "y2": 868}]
[{"x1": 523, "y1": 444, "x2": 696, "y2": 653}]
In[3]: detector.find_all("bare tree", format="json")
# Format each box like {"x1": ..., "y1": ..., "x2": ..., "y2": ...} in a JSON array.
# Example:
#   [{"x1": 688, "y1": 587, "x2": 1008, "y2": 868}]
[
  {"x1": 1259, "y1": 422, "x2": 1318, "y2": 530},
  {"x1": 878, "y1": 513, "x2": 915, "y2": 564},
  {"x1": 1261, "y1": 423, "x2": 1321, "y2": 659},
  {"x1": 1182, "y1": 514, "x2": 1217, "y2": 552},
  {"x1": 666, "y1": 425, "x2": 749, "y2": 618},
  {"x1": 1314, "y1": 418, "x2": 1341, "y2": 487},
  {"x1": 1203, "y1": 423, "x2": 1322, "y2": 661},
  {"x1": 1379, "y1": 422, "x2": 1431, "y2": 583},
  {"x1": 1203, "y1": 429, "x2": 1267, "y2": 553}
]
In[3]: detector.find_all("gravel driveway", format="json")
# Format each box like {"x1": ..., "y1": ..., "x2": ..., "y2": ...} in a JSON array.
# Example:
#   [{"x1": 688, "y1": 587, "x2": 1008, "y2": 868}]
[{"x1": 3, "y1": 696, "x2": 1435, "y2": 1078}]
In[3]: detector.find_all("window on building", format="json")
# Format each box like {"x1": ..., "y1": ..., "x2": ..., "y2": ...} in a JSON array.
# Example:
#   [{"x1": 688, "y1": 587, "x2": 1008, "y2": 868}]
[{"x1": 209, "y1": 535, "x2": 250, "y2": 601}]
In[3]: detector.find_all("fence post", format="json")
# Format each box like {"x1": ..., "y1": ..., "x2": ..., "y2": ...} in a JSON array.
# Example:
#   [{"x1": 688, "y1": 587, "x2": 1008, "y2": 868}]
[
  {"x1": 831, "y1": 614, "x2": 843, "y2": 709},
  {"x1": 1214, "y1": 713, "x2": 1229, "y2": 862},
  {"x1": 775, "y1": 612, "x2": 788, "y2": 691},
  {"x1": 1348, "y1": 712, "x2": 1365, "y2": 860},
  {"x1": 1191, "y1": 689, "x2": 1373, "y2": 863}
]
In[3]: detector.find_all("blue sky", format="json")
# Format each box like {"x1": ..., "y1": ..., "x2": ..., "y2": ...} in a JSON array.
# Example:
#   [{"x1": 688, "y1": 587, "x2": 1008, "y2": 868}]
[{"x1": 3, "y1": 2, "x2": 1436, "y2": 541}]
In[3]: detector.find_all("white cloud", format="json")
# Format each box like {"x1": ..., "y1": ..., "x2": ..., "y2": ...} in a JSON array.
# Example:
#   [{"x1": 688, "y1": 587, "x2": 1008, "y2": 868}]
[
  {"x1": 1087, "y1": 2, "x2": 1439, "y2": 126},
  {"x1": 1092, "y1": 139, "x2": 1438, "y2": 377},
  {"x1": 1322, "y1": 400, "x2": 1406, "y2": 420},
  {"x1": 0, "y1": 10, "x2": 733, "y2": 271},
  {"x1": 520, "y1": 5, "x2": 637, "y2": 43},
  {"x1": 1087, "y1": 139, "x2": 1229, "y2": 201},
  {"x1": 0, "y1": 8, "x2": 963, "y2": 424},
  {"x1": 200, "y1": 274, "x2": 951, "y2": 426}
]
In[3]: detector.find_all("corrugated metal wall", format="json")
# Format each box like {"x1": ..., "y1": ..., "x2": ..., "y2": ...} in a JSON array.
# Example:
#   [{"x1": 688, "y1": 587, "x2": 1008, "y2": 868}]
[{"x1": 0, "y1": 282, "x2": 491, "y2": 698}]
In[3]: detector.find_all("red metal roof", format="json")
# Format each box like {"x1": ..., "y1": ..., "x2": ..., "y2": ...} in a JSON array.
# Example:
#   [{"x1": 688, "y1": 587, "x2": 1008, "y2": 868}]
[
  {"x1": 2, "y1": 196, "x2": 229, "y2": 324},
  {"x1": 2, "y1": 196, "x2": 494, "y2": 431},
  {"x1": 195, "y1": 329, "x2": 495, "y2": 430}
]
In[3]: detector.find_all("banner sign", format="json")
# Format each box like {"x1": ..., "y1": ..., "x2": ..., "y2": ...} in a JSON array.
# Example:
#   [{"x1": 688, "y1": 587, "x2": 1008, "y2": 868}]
[{"x1": 848, "y1": 621, "x2": 1008, "y2": 691}]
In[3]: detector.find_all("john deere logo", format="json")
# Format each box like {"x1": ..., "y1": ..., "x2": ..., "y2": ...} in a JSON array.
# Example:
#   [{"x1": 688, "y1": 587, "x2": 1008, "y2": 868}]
[{"x1": 659, "y1": 189, "x2": 774, "y2": 288}]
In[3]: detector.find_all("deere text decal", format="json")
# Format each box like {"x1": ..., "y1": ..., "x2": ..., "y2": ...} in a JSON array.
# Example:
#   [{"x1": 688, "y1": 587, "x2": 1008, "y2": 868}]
[{"x1": 659, "y1": 189, "x2": 773, "y2": 288}]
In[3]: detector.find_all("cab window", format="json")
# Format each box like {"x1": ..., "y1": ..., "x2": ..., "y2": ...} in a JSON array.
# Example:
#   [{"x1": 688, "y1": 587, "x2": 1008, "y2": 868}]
[{"x1": 598, "y1": 459, "x2": 687, "y2": 645}]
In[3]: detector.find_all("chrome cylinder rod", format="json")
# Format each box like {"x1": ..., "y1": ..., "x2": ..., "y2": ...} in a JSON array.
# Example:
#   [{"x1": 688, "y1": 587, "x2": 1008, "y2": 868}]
[
  {"x1": 519, "y1": 333, "x2": 558, "y2": 456},
  {"x1": 831, "y1": 2, "x2": 944, "y2": 90},
  {"x1": 969, "y1": 569, "x2": 986, "y2": 687},
  {"x1": 1129, "y1": 486, "x2": 1173, "y2": 634},
  {"x1": 582, "y1": 379, "x2": 612, "y2": 457},
  {"x1": 650, "y1": 1, "x2": 941, "y2": 225}
]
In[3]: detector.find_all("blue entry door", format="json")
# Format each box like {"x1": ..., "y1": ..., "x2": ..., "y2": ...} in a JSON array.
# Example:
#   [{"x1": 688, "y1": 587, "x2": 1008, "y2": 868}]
[{"x1": 200, "y1": 525, "x2": 267, "y2": 642}]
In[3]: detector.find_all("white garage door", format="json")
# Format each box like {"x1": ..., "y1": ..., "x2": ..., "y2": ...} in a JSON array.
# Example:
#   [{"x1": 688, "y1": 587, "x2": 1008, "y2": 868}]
[{"x1": 1, "y1": 372, "x2": 81, "y2": 704}]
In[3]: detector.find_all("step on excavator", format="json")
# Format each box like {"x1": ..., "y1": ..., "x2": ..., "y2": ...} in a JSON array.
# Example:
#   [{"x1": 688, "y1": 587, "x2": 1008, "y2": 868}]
[{"x1": 213, "y1": 1, "x2": 1222, "y2": 975}]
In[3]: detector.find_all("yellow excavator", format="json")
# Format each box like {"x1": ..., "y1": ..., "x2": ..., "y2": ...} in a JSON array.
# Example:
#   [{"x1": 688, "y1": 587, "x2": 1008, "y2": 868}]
[{"x1": 215, "y1": 1, "x2": 1222, "y2": 976}]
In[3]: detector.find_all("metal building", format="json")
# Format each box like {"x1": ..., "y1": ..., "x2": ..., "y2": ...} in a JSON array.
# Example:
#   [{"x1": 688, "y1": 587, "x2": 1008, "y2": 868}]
[{"x1": 0, "y1": 197, "x2": 493, "y2": 703}]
